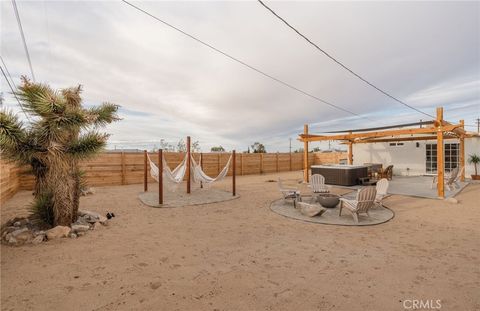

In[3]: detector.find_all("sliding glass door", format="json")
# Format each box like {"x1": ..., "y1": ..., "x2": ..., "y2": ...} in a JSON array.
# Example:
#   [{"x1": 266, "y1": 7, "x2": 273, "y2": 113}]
[{"x1": 425, "y1": 143, "x2": 459, "y2": 174}]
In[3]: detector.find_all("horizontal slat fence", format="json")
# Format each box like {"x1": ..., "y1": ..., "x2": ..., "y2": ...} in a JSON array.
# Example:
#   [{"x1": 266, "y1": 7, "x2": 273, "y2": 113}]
[{"x1": 0, "y1": 151, "x2": 346, "y2": 204}]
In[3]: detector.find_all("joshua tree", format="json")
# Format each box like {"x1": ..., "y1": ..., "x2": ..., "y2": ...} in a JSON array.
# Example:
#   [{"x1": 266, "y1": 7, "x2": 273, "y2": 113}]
[
  {"x1": 0, "y1": 77, "x2": 119, "y2": 226},
  {"x1": 468, "y1": 154, "x2": 480, "y2": 176}
]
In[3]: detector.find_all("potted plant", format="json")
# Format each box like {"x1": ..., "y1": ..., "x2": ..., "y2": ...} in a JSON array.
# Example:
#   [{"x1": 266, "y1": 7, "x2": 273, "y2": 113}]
[{"x1": 468, "y1": 154, "x2": 480, "y2": 180}]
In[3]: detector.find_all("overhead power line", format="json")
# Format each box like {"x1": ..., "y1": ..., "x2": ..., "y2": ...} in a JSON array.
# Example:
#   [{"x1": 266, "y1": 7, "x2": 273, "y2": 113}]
[
  {"x1": 257, "y1": 0, "x2": 435, "y2": 120},
  {"x1": 0, "y1": 59, "x2": 32, "y2": 122},
  {"x1": 121, "y1": 0, "x2": 374, "y2": 121},
  {"x1": 12, "y1": 0, "x2": 36, "y2": 81},
  {"x1": 0, "y1": 56, "x2": 17, "y2": 91}
]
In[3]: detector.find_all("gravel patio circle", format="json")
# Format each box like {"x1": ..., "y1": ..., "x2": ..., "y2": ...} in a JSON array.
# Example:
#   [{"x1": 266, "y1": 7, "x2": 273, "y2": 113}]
[
  {"x1": 138, "y1": 188, "x2": 239, "y2": 208},
  {"x1": 270, "y1": 197, "x2": 394, "y2": 226}
]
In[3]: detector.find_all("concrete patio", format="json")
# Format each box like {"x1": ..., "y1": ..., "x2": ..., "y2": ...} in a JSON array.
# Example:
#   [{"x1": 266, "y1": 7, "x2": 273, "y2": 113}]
[{"x1": 334, "y1": 176, "x2": 469, "y2": 199}]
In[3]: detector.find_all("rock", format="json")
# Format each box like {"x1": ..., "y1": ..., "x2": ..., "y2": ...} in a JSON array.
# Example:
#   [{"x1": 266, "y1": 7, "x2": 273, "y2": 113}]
[
  {"x1": 445, "y1": 197, "x2": 458, "y2": 204},
  {"x1": 15, "y1": 231, "x2": 33, "y2": 243},
  {"x1": 11, "y1": 228, "x2": 29, "y2": 237},
  {"x1": 46, "y1": 226, "x2": 71, "y2": 240},
  {"x1": 69, "y1": 232, "x2": 78, "y2": 239},
  {"x1": 32, "y1": 235, "x2": 45, "y2": 245},
  {"x1": 7, "y1": 236, "x2": 18, "y2": 245},
  {"x1": 73, "y1": 217, "x2": 90, "y2": 226},
  {"x1": 71, "y1": 224, "x2": 90, "y2": 233},
  {"x1": 1, "y1": 227, "x2": 16, "y2": 239},
  {"x1": 76, "y1": 231, "x2": 86, "y2": 237},
  {"x1": 13, "y1": 219, "x2": 29, "y2": 227},
  {"x1": 33, "y1": 230, "x2": 45, "y2": 237},
  {"x1": 78, "y1": 210, "x2": 108, "y2": 224}
]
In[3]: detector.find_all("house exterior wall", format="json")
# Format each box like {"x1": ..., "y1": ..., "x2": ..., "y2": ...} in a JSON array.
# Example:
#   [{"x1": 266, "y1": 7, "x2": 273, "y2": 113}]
[{"x1": 352, "y1": 136, "x2": 480, "y2": 177}]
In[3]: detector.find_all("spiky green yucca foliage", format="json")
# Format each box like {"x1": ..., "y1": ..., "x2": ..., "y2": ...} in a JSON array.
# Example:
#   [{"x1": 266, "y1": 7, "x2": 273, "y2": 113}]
[
  {"x1": 29, "y1": 192, "x2": 55, "y2": 226},
  {"x1": 0, "y1": 77, "x2": 119, "y2": 226}
]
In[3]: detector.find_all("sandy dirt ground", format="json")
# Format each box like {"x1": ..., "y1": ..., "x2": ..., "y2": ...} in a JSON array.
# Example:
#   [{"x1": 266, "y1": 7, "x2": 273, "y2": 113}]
[{"x1": 1, "y1": 171, "x2": 479, "y2": 311}]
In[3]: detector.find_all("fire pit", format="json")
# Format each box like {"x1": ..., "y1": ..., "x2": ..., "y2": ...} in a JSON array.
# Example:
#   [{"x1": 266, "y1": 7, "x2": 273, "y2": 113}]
[{"x1": 316, "y1": 193, "x2": 340, "y2": 208}]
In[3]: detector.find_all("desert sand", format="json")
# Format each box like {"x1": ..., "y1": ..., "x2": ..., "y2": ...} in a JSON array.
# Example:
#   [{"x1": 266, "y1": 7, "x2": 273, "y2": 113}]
[{"x1": 1, "y1": 171, "x2": 479, "y2": 311}]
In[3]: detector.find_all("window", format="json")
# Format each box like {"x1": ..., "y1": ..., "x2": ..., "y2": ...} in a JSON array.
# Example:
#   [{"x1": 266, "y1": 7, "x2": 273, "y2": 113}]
[{"x1": 426, "y1": 143, "x2": 459, "y2": 174}]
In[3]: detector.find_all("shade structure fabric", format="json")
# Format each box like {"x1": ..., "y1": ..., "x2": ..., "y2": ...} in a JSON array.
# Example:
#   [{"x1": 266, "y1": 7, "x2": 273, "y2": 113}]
[{"x1": 191, "y1": 153, "x2": 232, "y2": 186}]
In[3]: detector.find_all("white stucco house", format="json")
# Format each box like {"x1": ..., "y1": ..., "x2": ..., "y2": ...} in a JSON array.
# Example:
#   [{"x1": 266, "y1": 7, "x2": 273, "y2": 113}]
[{"x1": 352, "y1": 136, "x2": 480, "y2": 178}]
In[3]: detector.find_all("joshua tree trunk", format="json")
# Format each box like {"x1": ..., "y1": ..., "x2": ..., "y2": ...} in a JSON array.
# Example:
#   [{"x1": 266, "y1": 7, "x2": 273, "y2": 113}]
[
  {"x1": 71, "y1": 165, "x2": 81, "y2": 223},
  {"x1": 48, "y1": 161, "x2": 75, "y2": 226}
]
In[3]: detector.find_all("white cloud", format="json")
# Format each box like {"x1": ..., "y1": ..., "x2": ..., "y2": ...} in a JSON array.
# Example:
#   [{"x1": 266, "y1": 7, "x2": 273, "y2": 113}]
[{"x1": 1, "y1": 1, "x2": 479, "y2": 152}]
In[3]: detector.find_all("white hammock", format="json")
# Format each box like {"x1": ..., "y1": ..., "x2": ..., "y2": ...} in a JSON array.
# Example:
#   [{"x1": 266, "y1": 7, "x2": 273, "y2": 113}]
[
  {"x1": 147, "y1": 153, "x2": 187, "y2": 186},
  {"x1": 191, "y1": 154, "x2": 232, "y2": 186}
]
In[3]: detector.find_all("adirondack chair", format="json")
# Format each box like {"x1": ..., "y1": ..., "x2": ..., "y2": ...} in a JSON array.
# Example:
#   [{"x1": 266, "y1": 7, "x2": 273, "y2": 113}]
[
  {"x1": 339, "y1": 187, "x2": 377, "y2": 223},
  {"x1": 374, "y1": 178, "x2": 389, "y2": 207},
  {"x1": 431, "y1": 166, "x2": 461, "y2": 191},
  {"x1": 379, "y1": 165, "x2": 394, "y2": 180},
  {"x1": 278, "y1": 178, "x2": 300, "y2": 205}
]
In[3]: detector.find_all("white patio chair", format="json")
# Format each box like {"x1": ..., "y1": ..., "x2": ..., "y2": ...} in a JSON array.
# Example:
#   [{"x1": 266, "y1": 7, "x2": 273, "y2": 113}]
[
  {"x1": 309, "y1": 174, "x2": 330, "y2": 203},
  {"x1": 374, "y1": 178, "x2": 389, "y2": 207},
  {"x1": 278, "y1": 178, "x2": 300, "y2": 204},
  {"x1": 452, "y1": 166, "x2": 465, "y2": 189},
  {"x1": 309, "y1": 174, "x2": 330, "y2": 194},
  {"x1": 339, "y1": 187, "x2": 377, "y2": 223},
  {"x1": 431, "y1": 166, "x2": 460, "y2": 191}
]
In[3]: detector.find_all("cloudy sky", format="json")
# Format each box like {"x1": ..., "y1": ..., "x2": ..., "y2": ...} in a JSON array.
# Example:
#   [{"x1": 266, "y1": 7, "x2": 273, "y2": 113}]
[{"x1": 1, "y1": 1, "x2": 479, "y2": 152}]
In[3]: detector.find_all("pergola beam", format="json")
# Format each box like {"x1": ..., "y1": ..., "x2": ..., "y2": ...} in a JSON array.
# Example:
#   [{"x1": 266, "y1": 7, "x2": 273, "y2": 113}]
[
  {"x1": 299, "y1": 124, "x2": 462, "y2": 142},
  {"x1": 347, "y1": 135, "x2": 459, "y2": 144}
]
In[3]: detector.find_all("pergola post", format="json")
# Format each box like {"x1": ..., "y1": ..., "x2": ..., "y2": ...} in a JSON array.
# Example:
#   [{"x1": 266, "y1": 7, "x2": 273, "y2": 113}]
[
  {"x1": 348, "y1": 132, "x2": 353, "y2": 165},
  {"x1": 436, "y1": 107, "x2": 445, "y2": 198},
  {"x1": 303, "y1": 124, "x2": 309, "y2": 183},
  {"x1": 459, "y1": 120, "x2": 465, "y2": 182}
]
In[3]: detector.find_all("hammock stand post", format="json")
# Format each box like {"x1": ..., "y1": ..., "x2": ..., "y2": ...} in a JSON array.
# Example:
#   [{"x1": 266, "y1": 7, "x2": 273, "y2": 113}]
[
  {"x1": 232, "y1": 150, "x2": 236, "y2": 196},
  {"x1": 143, "y1": 150, "x2": 148, "y2": 192},
  {"x1": 158, "y1": 149, "x2": 163, "y2": 205},
  {"x1": 200, "y1": 152, "x2": 203, "y2": 189},
  {"x1": 187, "y1": 136, "x2": 191, "y2": 194}
]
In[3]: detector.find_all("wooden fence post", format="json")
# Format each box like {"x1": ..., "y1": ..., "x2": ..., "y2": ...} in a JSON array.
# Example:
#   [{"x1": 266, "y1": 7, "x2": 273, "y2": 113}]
[
  {"x1": 187, "y1": 136, "x2": 191, "y2": 194},
  {"x1": 144, "y1": 150, "x2": 148, "y2": 192},
  {"x1": 276, "y1": 152, "x2": 279, "y2": 172},
  {"x1": 159, "y1": 149, "x2": 163, "y2": 205},
  {"x1": 260, "y1": 153, "x2": 264, "y2": 174},
  {"x1": 240, "y1": 153, "x2": 244, "y2": 176},
  {"x1": 121, "y1": 152, "x2": 126, "y2": 185},
  {"x1": 289, "y1": 152, "x2": 292, "y2": 171},
  {"x1": 232, "y1": 150, "x2": 236, "y2": 196}
]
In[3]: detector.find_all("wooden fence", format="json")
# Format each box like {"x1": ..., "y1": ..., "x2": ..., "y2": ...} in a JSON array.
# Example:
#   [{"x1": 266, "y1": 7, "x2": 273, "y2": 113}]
[{"x1": 0, "y1": 151, "x2": 346, "y2": 204}]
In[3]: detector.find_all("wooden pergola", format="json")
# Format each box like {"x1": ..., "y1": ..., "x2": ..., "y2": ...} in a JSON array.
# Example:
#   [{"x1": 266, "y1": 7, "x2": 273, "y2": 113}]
[{"x1": 299, "y1": 107, "x2": 469, "y2": 198}]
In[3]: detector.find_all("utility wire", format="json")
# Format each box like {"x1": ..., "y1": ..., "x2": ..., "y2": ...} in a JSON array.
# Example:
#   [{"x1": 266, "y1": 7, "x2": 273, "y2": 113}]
[
  {"x1": 121, "y1": 0, "x2": 374, "y2": 121},
  {"x1": 0, "y1": 60, "x2": 32, "y2": 122},
  {"x1": 257, "y1": 0, "x2": 435, "y2": 120},
  {"x1": 0, "y1": 55, "x2": 17, "y2": 91},
  {"x1": 12, "y1": 0, "x2": 36, "y2": 81}
]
